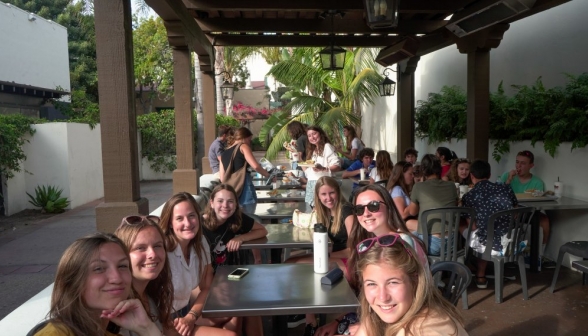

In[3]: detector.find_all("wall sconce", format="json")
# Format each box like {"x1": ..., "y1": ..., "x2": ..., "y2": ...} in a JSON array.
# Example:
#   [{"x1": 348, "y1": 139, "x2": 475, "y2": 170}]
[
  {"x1": 364, "y1": 0, "x2": 399, "y2": 29},
  {"x1": 319, "y1": 10, "x2": 347, "y2": 71},
  {"x1": 216, "y1": 71, "x2": 235, "y2": 100},
  {"x1": 379, "y1": 67, "x2": 397, "y2": 96}
]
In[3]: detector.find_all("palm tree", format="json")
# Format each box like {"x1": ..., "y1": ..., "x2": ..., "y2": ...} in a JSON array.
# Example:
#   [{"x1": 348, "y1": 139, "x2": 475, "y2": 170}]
[
  {"x1": 215, "y1": 46, "x2": 258, "y2": 115},
  {"x1": 259, "y1": 48, "x2": 382, "y2": 160}
]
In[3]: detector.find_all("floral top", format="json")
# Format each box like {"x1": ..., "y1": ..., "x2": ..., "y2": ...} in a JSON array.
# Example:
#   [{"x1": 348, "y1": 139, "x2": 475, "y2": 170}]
[{"x1": 462, "y1": 180, "x2": 518, "y2": 251}]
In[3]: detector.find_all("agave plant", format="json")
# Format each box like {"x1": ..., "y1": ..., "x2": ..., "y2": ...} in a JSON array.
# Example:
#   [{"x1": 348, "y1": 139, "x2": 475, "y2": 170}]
[{"x1": 27, "y1": 185, "x2": 70, "y2": 213}]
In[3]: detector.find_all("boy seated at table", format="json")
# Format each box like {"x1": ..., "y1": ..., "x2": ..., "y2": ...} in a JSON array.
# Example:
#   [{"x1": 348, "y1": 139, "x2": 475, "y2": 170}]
[
  {"x1": 342, "y1": 148, "x2": 375, "y2": 195},
  {"x1": 500, "y1": 150, "x2": 553, "y2": 268}
]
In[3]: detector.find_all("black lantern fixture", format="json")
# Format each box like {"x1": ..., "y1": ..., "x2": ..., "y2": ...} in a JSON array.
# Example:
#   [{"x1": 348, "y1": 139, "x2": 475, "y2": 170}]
[
  {"x1": 364, "y1": 0, "x2": 399, "y2": 29},
  {"x1": 379, "y1": 67, "x2": 397, "y2": 96},
  {"x1": 319, "y1": 11, "x2": 346, "y2": 71},
  {"x1": 217, "y1": 71, "x2": 235, "y2": 100}
]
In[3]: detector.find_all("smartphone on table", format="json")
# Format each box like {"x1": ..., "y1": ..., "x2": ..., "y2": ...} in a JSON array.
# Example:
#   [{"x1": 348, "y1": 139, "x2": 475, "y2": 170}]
[{"x1": 228, "y1": 268, "x2": 249, "y2": 280}]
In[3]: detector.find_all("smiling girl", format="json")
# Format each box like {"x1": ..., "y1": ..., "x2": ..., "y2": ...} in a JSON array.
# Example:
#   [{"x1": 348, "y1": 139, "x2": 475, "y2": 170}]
[
  {"x1": 303, "y1": 126, "x2": 341, "y2": 204},
  {"x1": 34, "y1": 233, "x2": 161, "y2": 336},
  {"x1": 159, "y1": 192, "x2": 237, "y2": 336},
  {"x1": 354, "y1": 235, "x2": 468, "y2": 335}
]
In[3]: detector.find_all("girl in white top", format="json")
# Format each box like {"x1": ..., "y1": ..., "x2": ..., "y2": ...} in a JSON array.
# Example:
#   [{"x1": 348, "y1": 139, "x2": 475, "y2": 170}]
[
  {"x1": 159, "y1": 192, "x2": 237, "y2": 336},
  {"x1": 338, "y1": 125, "x2": 364, "y2": 161},
  {"x1": 369, "y1": 150, "x2": 394, "y2": 184},
  {"x1": 303, "y1": 126, "x2": 341, "y2": 204},
  {"x1": 353, "y1": 236, "x2": 468, "y2": 336}
]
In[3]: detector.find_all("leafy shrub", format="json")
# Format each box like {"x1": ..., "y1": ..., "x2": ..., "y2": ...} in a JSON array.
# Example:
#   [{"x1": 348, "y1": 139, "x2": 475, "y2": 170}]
[
  {"x1": 251, "y1": 136, "x2": 264, "y2": 150},
  {"x1": 0, "y1": 114, "x2": 39, "y2": 179},
  {"x1": 215, "y1": 114, "x2": 240, "y2": 128},
  {"x1": 27, "y1": 185, "x2": 70, "y2": 213}
]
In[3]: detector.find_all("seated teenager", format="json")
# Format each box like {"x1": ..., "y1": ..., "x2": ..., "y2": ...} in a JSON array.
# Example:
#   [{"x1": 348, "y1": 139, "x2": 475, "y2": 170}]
[
  {"x1": 342, "y1": 147, "x2": 376, "y2": 196},
  {"x1": 443, "y1": 158, "x2": 472, "y2": 186},
  {"x1": 353, "y1": 234, "x2": 468, "y2": 336}
]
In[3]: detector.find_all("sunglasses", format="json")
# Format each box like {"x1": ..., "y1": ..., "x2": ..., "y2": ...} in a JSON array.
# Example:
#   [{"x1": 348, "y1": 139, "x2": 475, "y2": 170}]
[
  {"x1": 122, "y1": 215, "x2": 160, "y2": 225},
  {"x1": 353, "y1": 200, "x2": 385, "y2": 216},
  {"x1": 356, "y1": 234, "x2": 413, "y2": 257}
]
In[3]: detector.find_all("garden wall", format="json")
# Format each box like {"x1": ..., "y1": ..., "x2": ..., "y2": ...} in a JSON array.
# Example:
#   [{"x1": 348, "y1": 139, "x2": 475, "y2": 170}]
[{"x1": 3, "y1": 123, "x2": 103, "y2": 216}]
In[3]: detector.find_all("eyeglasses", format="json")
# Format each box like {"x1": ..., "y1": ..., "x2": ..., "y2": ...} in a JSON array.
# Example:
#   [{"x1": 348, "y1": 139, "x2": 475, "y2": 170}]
[
  {"x1": 122, "y1": 215, "x2": 160, "y2": 225},
  {"x1": 356, "y1": 234, "x2": 413, "y2": 257},
  {"x1": 353, "y1": 200, "x2": 385, "y2": 216}
]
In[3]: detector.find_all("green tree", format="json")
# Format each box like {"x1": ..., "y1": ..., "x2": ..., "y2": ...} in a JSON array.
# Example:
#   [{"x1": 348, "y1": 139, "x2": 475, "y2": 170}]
[
  {"x1": 4, "y1": 0, "x2": 70, "y2": 20},
  {"x1": 259, "y1": 48, "x2": 382, "y2": 160},
  {"x1": 132, "y1": 16, "x2": 173, "y2": 114}
]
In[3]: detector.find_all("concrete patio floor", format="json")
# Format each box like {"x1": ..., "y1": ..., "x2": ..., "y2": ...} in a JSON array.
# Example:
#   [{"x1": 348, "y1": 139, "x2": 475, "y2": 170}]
[{"x1": 1, "y1": 177, "x2": 587, "y2": 335}]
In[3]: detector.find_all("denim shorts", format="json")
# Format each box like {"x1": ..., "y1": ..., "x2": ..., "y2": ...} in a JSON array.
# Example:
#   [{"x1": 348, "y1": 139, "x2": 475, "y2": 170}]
[
  {"x1": 239, "y1": 174, "x2": 257, "y2": 206},
  {"x1": 416, "y1": 233, "x2": 444, "y2": 256}
]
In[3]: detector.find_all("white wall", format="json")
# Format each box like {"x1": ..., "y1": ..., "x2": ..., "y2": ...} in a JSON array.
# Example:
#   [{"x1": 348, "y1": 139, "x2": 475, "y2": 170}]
[
  {"x1": 0, "y1": 2, "x2": 71, "y2": 98},
  {"x1": 4, "y1": 123, "x2": 103, "y2": 215}
]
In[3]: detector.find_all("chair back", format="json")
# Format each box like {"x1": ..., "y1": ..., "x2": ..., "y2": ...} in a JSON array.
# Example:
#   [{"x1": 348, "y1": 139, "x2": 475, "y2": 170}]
[
  {"x1": 419, "y1": 207, "x2": 475, "y2": 262},
  {"x1": 430, "y1": 261, "x2": 472, "y2": 306},
  {"x1": 467, "y1": 206, "x2": 535, "y2": 262}
]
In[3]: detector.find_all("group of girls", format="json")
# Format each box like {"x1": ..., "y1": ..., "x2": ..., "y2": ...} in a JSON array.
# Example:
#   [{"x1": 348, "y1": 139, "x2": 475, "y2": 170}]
[{"x1": 37, "y1": 183, "x2": 266, "y2": 336}]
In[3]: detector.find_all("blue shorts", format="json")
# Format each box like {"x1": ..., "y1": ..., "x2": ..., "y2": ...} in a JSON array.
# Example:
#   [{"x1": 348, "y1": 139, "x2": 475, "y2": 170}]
[
  {"x1": 416, "y1": 233, "x2": 444, "y2": 256},
  {"x1": 239, "y1": 174, "x2": 257, "y2": 206}
]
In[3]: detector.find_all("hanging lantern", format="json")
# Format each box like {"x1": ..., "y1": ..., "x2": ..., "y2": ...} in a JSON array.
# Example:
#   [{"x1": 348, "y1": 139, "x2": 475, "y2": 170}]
[
  {"x1": 364, "y1": 0, "x2": 399, "y2": 29},
  {"x1": 378, "y1": 67, "x2": 397, "y2": 96}
]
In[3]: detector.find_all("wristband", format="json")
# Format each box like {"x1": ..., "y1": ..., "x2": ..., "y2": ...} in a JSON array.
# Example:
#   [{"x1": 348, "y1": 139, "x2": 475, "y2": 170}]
[{"x1": 187, "y1": 310, "x2": 200, "y2": 321}]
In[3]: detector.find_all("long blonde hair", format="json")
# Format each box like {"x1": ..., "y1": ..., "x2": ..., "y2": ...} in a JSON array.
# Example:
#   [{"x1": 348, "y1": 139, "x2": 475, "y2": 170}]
[
  {"x1": 357, "y1": 243, "x2": 463, "y2": 335},
  {"x1": 314, "y1": 176, "x2": 347, "y2": 235},
  {"x1": 49, "y1": 233, "x2": 131, "y2": 336}
]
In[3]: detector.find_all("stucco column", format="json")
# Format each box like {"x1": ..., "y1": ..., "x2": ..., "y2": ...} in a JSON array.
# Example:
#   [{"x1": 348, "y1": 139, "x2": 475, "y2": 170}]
[
  {"x1": 172, "y1": 47, "x2": 198, "y2": 194},
  {"x1": 201, "y1": 71, "x2": 216, "y2": 174},
  {"x1": 94, "y1": 0, "x2": 148, "y2": 233},
  {"x1": 466, "y1": 50, "x2": 490, "y2": 161},
  {"x1": 397, "y1": 57, "x2": 419, "y2": 156}
]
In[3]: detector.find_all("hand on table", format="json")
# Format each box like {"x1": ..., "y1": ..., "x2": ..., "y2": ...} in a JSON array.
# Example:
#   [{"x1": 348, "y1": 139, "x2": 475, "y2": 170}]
[
  {"x1": 174, "y1": 315, "x2": 196, "y2": 336},
  {"x1": 226, "y1": 238, "x2": 243, "y2": 252}
]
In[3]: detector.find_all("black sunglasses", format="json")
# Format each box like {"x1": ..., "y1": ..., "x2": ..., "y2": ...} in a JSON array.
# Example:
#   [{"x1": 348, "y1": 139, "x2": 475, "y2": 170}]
[{"x1": 353, "y1": 201, "x2": 386, "y2": 216}]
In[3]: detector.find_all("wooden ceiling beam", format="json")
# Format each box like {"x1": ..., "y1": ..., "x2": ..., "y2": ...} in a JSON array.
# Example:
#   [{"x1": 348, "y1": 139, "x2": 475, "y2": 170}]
[
  {"x1": 195, "y1": 18, "x2": 446, "y2": 35},
  {"x1": 207, "y1": 34, "x2": 401, "y2": 47}
]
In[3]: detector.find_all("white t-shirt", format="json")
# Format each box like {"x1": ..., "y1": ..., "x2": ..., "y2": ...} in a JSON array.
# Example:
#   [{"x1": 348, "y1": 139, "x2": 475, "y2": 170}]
[
  {"x1": 351, "y1": 138, "x2": 363, "y2": 159},
  {"x1": 304, "y1": 143, "x2": 341, "y2": 180},
  {"x1": 369, "y1": 168, "x2": 382, "y2": 182},
  {"x1": 168, "y1": 236, "x2": 211, "y2": 310}
]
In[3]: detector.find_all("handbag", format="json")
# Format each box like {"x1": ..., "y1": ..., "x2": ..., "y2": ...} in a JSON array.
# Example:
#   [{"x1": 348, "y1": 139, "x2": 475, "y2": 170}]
[
  {"x1": 292, "y1": 209, "x2": 318, "y2": 228},
  {"x1": 223, "y1": 144, "x2": 247, "y2": 196}
]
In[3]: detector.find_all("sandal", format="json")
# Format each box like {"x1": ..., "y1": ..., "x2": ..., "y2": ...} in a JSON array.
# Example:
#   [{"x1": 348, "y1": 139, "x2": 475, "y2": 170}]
[{"x1": 475, "y1": 276, "x2": 488, "y2": 289}]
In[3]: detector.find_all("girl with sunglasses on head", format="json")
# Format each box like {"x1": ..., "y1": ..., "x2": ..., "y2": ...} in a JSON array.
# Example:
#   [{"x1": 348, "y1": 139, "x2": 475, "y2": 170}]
[
  {"x1": 443, "y1": 158, "x2": 472, "y2": 186},
  {"x1": 159, "y1": 192, "x2": 238, "y2": 336},
  {"x1": 285, "y1": 176, "x2": 355, "y2": 335},
  {"x1": 33, "y1": 233, "x2": 162, "y2": 336},
  {"x1": 354, "y1": 234, "x2": 468, "y2": 336},
  {"x1": 202, "y1": 184, "x2": 267, "y2": 336}
]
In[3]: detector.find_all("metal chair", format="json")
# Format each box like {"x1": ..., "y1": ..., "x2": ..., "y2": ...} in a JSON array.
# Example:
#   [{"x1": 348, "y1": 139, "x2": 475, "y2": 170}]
[
  {"x1": 431, "y1": 261, "x2": 472, "y2": 307},
  {"x1": 549, "y1": 241, "x2": 588, "y2": 293},
  {"x1": 419, "y1": 206, "x2": 476, "y2": 309},
  {"x1": 465, "y1": 206, "x2": 535, "y2": 303}
]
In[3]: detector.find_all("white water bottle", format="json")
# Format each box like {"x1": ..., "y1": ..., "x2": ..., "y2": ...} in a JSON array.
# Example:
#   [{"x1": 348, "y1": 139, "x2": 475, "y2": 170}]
[{"x1": 313, "y1": 223, "x2": 329, "y2": 274}]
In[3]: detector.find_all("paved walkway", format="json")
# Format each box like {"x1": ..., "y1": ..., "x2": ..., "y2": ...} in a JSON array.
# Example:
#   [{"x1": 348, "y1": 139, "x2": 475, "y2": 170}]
[{"x1": 0, "y1": 180, "x2": 173, "y2": 320}]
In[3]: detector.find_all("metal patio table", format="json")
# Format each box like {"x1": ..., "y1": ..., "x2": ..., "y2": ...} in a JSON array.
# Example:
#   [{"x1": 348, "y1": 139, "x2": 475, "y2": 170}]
[{"x1": 242, "y1": 224, "x2": 315, "y2": 263}]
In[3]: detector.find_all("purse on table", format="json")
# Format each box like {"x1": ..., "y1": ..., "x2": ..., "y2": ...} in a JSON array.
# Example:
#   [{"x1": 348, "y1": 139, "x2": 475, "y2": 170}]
[{"x1": 292, "y1": 209, "x2": 318, "y2": 228}]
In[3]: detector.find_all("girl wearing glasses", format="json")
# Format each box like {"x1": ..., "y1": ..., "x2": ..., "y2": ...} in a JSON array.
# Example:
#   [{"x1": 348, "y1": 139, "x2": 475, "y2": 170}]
[
  {"x1": 159, "y1": 192, "x2": 238, "y2": 336},
  {"x1": 354, "y1": 235, "x2": 468, "y2": 335},
  {"x1": 33, "y1": 233, "x2": 162, "y2": 336},
  {"x1": 443, "y1": 158, "x2": 472, "y2": 186}
]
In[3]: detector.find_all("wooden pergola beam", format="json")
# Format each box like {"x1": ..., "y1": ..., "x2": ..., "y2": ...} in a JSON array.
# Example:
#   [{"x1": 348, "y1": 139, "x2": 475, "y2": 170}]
[
  {"x1": 196, "y1": 18, "x2": 446, "y2": 35},
  {"x1": 208, "y1": 34, "x2": 402, "y2": 47}
]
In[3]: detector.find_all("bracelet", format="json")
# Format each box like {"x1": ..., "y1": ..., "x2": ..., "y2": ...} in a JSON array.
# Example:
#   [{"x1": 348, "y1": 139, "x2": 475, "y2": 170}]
[{"x1": 187, "y1": 310, "x2": 200, "y2": 320}]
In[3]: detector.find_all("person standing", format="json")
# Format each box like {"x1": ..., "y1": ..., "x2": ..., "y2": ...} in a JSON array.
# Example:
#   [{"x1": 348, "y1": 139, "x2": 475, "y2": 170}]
[{"x1": 208, "y1": 125, "x2": 231, "y2": 177}]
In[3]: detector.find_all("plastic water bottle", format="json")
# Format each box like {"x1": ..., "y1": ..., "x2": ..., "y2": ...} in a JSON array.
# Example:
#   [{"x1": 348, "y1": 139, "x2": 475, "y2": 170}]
[{"x1": 313, "y1": 223, "x2": 329, "y2": 274}]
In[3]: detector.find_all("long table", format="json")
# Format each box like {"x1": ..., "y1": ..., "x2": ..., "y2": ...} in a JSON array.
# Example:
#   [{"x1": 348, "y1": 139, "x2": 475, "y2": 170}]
[
  {"x1": 202, "y1": 264, "x2": 359, "y2": 335},
  {"x1": 255, "y1": 190, "x2": 305, "y2": 203},
  {"x1": 519, "y1": 196, "x2": 588, "y2": 272},
  {"x1": 243, "y1": 202, "x2": 312, "y2": 224},
  {"x1": 242, "y1": 224, "x2": 314, "y2": 263}
]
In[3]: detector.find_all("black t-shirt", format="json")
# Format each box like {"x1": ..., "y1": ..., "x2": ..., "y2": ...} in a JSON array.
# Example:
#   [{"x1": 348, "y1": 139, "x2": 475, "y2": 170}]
[
  {"x1": 328, "y1": 203, "x2": 354, "y2": 252},
  {"x1": 221, "y1": 145, "x2": 247, "y2": 172},
  {"x1": 296, "y1": 135, "x2": 308, "y2": 161},
  {"x1": 203, "y1": 213, "x2": 255, "y2": 271}
]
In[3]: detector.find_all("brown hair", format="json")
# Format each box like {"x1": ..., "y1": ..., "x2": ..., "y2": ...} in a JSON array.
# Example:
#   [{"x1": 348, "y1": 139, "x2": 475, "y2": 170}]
[
  {"x1": 446, "y1": 158, "x2": 472, "y2": 185},
  {"x1": 287, "y1": 121, "x2": 306, "y2": 140},
  {"x1": 115, "y1": 218, "x2": 174, "y2": 329},
  {"x1": 357, "y1": 243, "x2": 463, "y2": 335},
  {"x1": 232, "y1": 127, "x2": 253, "y2": 143},
  {"x1": 314, "y1": 176, "x2": 349, "y2": 236},
  {"x1": 306, "y1": 126, "x2": 331, "y2": 158},
  {"x1": 217, "y1": 125, "x2": 231, "y2": 137},
  {"x1": 203, "y1": 184, "x2": 243, "y2": 233},
  {"x1": 387, "y1": 161, "x2": 413, "y2": 195},
  {"x1": 159, "y1": 192, "x2": 207, "y2": 278},
  {"x1": 375, "y1": 150, "x2": 394, "y2": 182},
  {"x1": 343, "y1": 125, "x2": 364, "y2": 150},
  {"x1": 49, "y1": 233, "x2": 131, "y2": 336}
]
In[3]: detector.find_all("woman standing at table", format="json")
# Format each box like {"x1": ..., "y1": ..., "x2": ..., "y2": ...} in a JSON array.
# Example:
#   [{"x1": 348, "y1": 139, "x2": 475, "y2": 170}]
[
  {"x1": 369, "y1": 150, "x2": 394, "y2": 185},
  {"x1": 303, "y1": 126, "x2": 341, "y2": 204},
  {"x1": 287, "y1": 176, "x2": 355, "y2": 335},
  {"x1": 353, "y1": 235, "x2": 467, "y2": 336},
  {"x1": 33, "y1": 233, "x2": 162, "y2": 336},
  {"x1": 443, "y1": 158, "x2": 473, "y2": 186},
  {"x1": 159, "y1": 192, "x2": 239, "y2": 336},
  {"x1": 220, "y1": 127, "x2": 271, "y2": 206},
  {"x1": 202, "y1": 184, "x2": 267, "y2": 335}
]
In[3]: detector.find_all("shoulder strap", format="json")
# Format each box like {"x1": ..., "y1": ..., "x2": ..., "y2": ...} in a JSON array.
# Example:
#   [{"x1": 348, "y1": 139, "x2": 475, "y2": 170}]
[{"x1": 223, "y1": 144, "x2": 242, "y2": 179}]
